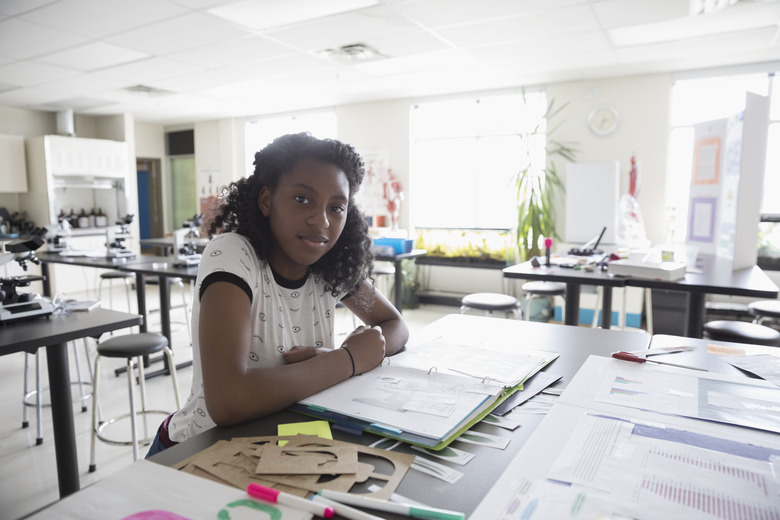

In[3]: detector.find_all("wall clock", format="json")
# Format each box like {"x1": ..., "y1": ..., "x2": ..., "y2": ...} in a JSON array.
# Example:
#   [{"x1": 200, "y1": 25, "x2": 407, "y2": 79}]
[{"x1": 588, "y1": 105, "x2": 620, "y2": 136}]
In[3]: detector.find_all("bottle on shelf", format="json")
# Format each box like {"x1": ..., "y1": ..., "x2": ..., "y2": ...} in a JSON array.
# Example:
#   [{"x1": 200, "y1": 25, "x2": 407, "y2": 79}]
[
  {"x1": 95, "y1": 207, "x2": 107, "y2": 227},
  {"x1": 78, "y1": 208, "x2": 90, "y2": 228}
]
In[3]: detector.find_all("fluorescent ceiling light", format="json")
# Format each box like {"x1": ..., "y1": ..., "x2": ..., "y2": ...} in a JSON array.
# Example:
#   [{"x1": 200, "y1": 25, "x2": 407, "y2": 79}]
[{"x1": 208, "y1": 0, "x2": 378, "y2": 31}]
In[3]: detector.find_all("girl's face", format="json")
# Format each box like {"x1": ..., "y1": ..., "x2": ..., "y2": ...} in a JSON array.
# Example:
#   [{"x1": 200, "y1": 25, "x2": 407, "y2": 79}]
[{"x1": 258, "y1": 158, "x2": 350, "y2": 280}]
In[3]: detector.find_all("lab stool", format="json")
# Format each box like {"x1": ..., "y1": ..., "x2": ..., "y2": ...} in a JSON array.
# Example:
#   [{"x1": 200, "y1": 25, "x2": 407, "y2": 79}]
[
  {"x1": 22, "y1": 339, "x2": 95, "y2": 445},
  {"x1": 702, "y1": 320, "x2": 780, "y2": 347},
  {"x1": 98, "y1": 271, "x2": 135, "y2": 313},
  {"x1": 146, "y1": 276, "x2": 192, "y2": 344},
  {"x1": 459, "y1": 293, "x2": 521, "y2": 318},
  {"x1": 89, "y1": 332, "x2": 181, "y2": 471},
  {"x1": 522, "y1": 281, "x2": 565, "y2": 323},
  {"x1": 748, "y1": 300, "x2": 780, "y2": 327},
  {"x1": 373, "y1": 263, "x2": 396, "y2": 299}
]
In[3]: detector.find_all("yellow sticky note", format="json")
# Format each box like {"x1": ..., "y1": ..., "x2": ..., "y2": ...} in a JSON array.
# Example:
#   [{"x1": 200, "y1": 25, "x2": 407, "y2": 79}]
[{"x1": 277, "y1": 420, "x2": 333, "y2": 445}]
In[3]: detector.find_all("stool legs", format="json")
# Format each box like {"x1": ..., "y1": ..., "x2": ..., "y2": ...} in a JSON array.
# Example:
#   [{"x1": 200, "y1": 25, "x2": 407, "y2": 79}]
[
  {"x1": 22, "y1": 339, "x2": 94, "y2": 446},
  {"x1": 89, "y1": 354, "x2": 103, "y2": 472},
  {"x1": 89, "y1": 345, "x2": 181, "y2": 472},
  {"x1": 127, "y1": 356, "x2": 141, "y2": 462}
]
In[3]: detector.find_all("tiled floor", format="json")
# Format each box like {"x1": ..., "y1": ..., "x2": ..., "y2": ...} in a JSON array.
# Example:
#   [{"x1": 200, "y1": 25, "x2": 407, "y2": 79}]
[{"x1": 0, "y1": 281, "x2": 453, "y2": 520}]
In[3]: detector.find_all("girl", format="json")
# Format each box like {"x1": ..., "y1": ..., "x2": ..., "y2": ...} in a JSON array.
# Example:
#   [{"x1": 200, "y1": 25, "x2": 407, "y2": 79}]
[{"x1": 146, "y1": 133, "x2": 409, "y2": 455}]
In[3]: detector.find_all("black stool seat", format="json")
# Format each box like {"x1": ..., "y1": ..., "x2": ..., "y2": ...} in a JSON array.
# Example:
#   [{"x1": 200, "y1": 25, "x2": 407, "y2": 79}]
[
  {"x1": 703, "y1": 320, "x2": 780, "y2": 346},
  {"x1": 521, "y1": 281, "x2": 566, "y2": 296},
  {"x1": 461, "y1": 293, "x2": 519, "y2": 311},
  {"x1": 748, "y1": 300, "x2": 780, "y2": 320},
  {"x1": 100, "y1": 271, "x2": 135, "y2": 279},
  {"x1": 97, "y1": 333, "x2": 168, "y2": 358}
]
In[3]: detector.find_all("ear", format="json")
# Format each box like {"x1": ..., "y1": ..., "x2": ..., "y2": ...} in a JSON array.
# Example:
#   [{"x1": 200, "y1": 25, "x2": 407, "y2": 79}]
[{"x1": 258, "y1": 186, "x2": 271, "y2": 217}]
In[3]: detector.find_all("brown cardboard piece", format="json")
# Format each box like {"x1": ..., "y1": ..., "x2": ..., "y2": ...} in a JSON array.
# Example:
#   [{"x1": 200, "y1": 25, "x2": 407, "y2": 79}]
[{"x1": 172, "y1": 434, "x2": 414, "y2": 500}]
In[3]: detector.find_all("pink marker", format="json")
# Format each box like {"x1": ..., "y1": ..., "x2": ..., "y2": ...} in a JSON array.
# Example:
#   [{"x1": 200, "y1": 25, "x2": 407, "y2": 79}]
[{"x1": 247, "y1": 483, "x2": 335, "y2": 518}]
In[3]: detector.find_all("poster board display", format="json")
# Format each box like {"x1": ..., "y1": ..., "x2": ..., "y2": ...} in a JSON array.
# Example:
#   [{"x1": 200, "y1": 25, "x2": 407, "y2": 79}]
[{"x1": 687, "y1": 92, "x2": 770, "y2": 270}]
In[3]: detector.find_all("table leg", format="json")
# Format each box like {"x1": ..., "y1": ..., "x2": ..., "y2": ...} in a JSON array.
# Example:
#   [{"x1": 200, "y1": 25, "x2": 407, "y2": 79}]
[
  {"x1": 135, "y1": 273, "x2": 148, "y2": 333},
  {"x1": 600, "y1": 287, "x2": 613, "y2": 329},
  {"x1": 393, "y1": 259, "x2": 403, "y2": 314},
  {"x1": 687, "y1": 292, "x2": 706, "y2": 338},
  {"x1": 41, "y1": 263, "x2": 51, "y2": 296},
  {"x1": 564, "y1": 282, "x2": 580, "y2": 326},
  {"x1": 46, "y1": 342, "x2": 80, "y2": 498},
  {"x1": 159, "y1": 278, "x2": 172, "y2": 350}
]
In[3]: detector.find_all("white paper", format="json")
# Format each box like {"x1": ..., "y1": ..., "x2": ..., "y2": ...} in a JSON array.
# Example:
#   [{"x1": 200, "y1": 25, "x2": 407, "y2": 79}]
[{"x1": 28, "y1": 461, "x2": 313, "y2": 520}]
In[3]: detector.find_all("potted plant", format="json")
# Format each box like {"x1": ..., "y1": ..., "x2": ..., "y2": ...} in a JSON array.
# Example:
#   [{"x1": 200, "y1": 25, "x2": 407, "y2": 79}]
[{"x1": 515, "y1": 98, "x2": 579, "y2": 261}]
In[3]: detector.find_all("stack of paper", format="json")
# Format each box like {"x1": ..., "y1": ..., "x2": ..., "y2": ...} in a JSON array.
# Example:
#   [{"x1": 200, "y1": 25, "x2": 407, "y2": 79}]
[
  {"x1": 294, "y1": 341, "x2": 557, "y2": 450},
  {"x1": 608, "y1": 259, "x2": 686, "y2": 281}
]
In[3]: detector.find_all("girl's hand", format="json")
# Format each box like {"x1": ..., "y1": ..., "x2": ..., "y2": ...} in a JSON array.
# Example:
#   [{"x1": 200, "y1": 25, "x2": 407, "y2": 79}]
[
  {"x1": 282, "y1": 346, "x2": 330, "y2": 364},
  {"x1": 340, "y1": 325, "x2": 386, "y2": 375}
]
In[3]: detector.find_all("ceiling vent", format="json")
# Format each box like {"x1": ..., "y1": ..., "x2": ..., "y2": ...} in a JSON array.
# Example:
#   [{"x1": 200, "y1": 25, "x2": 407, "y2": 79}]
[
  {"x1": 124, "y1": 84, "x2": 174, "y2": 97},
  {"x1": 318, "y1": 43, "x2": 385, "y2": 63}
]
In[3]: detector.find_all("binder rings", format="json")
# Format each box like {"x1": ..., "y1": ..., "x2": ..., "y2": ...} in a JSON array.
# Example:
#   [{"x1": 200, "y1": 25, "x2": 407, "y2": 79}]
[{"x1": 293, "y1": 341, "x2": 558, "y2": 450}]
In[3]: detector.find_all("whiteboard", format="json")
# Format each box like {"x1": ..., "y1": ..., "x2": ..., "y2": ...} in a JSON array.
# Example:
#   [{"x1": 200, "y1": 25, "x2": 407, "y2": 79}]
[{"x1": 564, "y1": 161, "x2": 619, "y2": 245}]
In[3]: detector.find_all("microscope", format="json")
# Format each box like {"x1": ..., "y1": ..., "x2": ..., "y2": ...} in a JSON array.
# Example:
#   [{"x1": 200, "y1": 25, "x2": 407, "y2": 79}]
[
  {"x1": 172, "y1": 215, "x2": 203, "y2": 267},
  {"x1": 106, "y1": 214, "x2": 136, "y2": 259},
  {"x1": 0, "y1": 227, "x2": 53, "y2": 323}
]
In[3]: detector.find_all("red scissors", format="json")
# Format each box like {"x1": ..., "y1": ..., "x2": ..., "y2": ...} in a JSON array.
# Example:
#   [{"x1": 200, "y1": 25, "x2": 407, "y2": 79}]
[{"x1": 611, "y1": 351, "x2": 708, "y2": 372}]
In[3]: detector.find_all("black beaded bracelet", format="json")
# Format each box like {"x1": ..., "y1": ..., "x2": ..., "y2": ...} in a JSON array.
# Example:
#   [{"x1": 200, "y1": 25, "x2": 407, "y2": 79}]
[{"x1": 342, "y1": 347, "x2": 355, "y2": 377}]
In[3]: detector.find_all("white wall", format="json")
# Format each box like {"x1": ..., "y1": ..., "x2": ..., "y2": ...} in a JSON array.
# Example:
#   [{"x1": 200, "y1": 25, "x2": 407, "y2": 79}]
[
  {"x1": 336, "y1": 99, "x2": 412, "y2": 230},
  {"x1": 548, "y1": 73, "x2": 672, "y2": 246}
]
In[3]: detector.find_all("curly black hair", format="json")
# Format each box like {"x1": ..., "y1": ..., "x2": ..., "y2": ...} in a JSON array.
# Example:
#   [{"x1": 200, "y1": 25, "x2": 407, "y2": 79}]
[{"x1": 206, "y1": 132, "x2": 374, "y2": 296}]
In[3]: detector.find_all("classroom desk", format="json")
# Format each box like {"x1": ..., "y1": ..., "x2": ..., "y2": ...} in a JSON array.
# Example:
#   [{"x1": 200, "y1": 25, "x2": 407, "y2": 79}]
[
  {"x1": 139, "y1": 236, "x2": 209, "y2": 256},
  {"x1": 620, "y1": 253, "x2": 779, "y2": 338},
  {"x1": 37, "y1": 251, "x2": 198, "y2": 377},
  {"x1": 504, "y1": 253, "x2": 780, "y2": 337},
  {"x1": 503, "y1": 259, "x2": 627, "y2": 329},
  {"x1": 374, "y1": 248, "x2": 427, "y2": 313},
  {"x1": 149, "y1": 315, "x2": 651, "y2": 518},
  {"x1": 472, "y1": 331, "x2": 780, "y2": 518},
  {"x1": 0, "y1": 308, "x2": 142, "y2": 498},
  {"x1": 116, "y1": 258, "x2": 198, "y2": 357}
]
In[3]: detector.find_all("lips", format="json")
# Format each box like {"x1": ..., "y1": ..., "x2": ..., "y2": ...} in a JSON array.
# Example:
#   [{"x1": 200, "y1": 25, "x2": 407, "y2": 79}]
[{"x1": 300, "y1": 234, "x2": 328, "y2": 247}]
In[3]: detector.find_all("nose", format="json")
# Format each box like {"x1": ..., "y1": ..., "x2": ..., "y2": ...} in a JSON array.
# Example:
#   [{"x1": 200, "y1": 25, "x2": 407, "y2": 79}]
[{"x1": 308, "y1": 205, "x2": 329, "y2": 228}]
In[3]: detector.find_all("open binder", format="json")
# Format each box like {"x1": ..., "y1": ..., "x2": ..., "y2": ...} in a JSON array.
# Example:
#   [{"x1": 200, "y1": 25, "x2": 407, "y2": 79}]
[{"x1": 293, "y1": 341, "x2": 558, "y2": 450}]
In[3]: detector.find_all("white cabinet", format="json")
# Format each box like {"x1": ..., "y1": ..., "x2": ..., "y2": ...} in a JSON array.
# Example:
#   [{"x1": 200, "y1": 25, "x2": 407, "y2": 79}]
[
  {"x1": 45, "y1": 135, "x2": 128, "y2": 178},
  {"x1": 0, "y1": 134, "x2": 28, "y2": 192},
  {"x1": 20, "y1": 135, "x2": 130, "y2": 229}
]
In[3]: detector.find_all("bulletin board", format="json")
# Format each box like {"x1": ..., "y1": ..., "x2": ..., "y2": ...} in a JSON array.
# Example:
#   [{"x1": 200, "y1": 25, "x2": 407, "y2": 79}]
[{"x1": 565, "y1": 161, "x2": 620, "y2": 245}]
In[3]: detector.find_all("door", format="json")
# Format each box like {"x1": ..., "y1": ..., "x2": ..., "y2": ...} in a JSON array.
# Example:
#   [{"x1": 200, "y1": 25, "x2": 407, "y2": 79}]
[{"x1": 136, "y1": 158, "x2": 164, "y2": 253}]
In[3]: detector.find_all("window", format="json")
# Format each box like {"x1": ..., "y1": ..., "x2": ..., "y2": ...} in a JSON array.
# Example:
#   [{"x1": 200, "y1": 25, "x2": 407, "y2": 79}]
[
  {"x1": 244, "y1": 112, "x2": 337, "y2": 177},
  {"x1": 666, "y1": 72, "x2": 776, "y2": 243},
  {"x1": 410, "y1": 91, "x2": 547, "y2": 229}
]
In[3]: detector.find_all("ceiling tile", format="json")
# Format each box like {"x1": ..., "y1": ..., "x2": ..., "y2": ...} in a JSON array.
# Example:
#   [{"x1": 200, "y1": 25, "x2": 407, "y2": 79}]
[
  {"x1": 169, "y1": 36, "x2": 295, "y2": 68},
  {"x1": 436, "y1": 5, "x2": 600, "y2": 49},
  {"x1": 398, "y1": 0, "x2": 582, "y2": 28},
  {"x1": 266, "y1": 6, "x2": 420, "y2": 52},
  {"x1": 0, "y1": 18, "x2": 86, "y2": 60},
  {"x1": 18, "y1": 0, "x2": 188, "y2": 38},
  {"x1": 591, "y1": 0, "x2": 689, "y2": 29},
  {"x1": 0, "y1": 0, "x2": 56, "y2": 17},
  {"x1": 97, "y1": 57, "x2": 204, "y2": 84},
  {"x1": 610, "y1": 1, "x2": 780, "y2": 47},
  {"x1": 208, "y1": 0, "x2": 378, "y2": 31},
  {"x1": 35, "y1": 42, "x2": 149, "y2": 71},
  {"x1": 104, "y1": 11, "x2": 250, "y2": 55},
  {"x1": 0, "y1": 60, "x2": 77, "y2": 87}
]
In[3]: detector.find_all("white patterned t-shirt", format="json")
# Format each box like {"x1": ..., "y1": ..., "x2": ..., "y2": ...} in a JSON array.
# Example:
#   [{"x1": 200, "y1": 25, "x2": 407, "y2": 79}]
[{"x1": 168, "y1": 232, "x2": 346, "y2": 443}]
